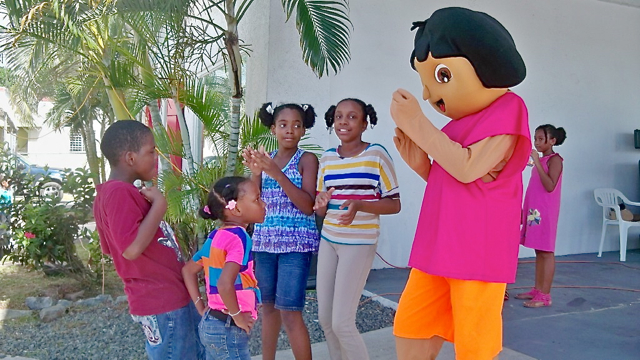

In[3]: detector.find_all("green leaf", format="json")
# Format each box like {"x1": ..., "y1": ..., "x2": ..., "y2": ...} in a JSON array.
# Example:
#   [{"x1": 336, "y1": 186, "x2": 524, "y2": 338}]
[{"x1": 281, "y1": 0, "x2": 352, "y2": 77}]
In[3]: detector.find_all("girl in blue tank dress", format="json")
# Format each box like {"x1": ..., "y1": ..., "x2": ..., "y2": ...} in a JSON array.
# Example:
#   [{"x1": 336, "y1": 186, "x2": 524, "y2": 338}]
[{"x1": 242, "y1": 102, "x2": 320, "y2": 360}]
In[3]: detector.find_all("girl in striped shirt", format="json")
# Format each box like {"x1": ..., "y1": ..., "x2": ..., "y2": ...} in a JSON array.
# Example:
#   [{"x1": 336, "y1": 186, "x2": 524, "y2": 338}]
[{"x1": 313, "y1": 98, "x2": 401, "y2": 360}]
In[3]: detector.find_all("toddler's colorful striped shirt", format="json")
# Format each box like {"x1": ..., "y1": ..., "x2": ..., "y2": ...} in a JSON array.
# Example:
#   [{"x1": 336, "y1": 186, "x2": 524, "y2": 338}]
[{"x1": 192, "y1": 227, "x2": 259, "y2": 319}]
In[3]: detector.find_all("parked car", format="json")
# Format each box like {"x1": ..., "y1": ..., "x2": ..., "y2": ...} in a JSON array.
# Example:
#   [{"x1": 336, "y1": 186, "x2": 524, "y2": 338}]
[{"x1": 15, "y1": 154, "x2": 65, "y2": 199}]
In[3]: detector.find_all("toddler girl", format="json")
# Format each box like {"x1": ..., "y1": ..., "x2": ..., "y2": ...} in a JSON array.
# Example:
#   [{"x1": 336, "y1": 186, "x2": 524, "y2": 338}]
[{"x1": 182, "y1": 176, "x2": 266, "y2": 360}]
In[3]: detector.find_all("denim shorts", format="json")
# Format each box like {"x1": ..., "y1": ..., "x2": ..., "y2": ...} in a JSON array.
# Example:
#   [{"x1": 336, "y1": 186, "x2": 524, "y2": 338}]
[
  {"x1": 199, "y1": 310, "x2": 250, "y2": 360},
  {"x1": 131, "y1": 302, "x2": 204, "y2": 360},
  {"x1": 254, "y1": 251, "x2": 312, "y2": 311}
]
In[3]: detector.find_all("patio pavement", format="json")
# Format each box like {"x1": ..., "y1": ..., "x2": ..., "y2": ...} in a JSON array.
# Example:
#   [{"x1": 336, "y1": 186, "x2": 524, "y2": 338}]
[
  {"x1": 259, "y1": 249, "x2": 640, "y2": 360},
  {"x1": 2, "y1": 250, "x2": 637, "y2": 359}
]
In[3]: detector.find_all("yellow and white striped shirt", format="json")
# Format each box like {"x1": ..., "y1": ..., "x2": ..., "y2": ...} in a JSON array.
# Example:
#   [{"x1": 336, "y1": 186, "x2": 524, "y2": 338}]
[{"x1": 317, "y1": 144, "x2": 400, "y2": 245}]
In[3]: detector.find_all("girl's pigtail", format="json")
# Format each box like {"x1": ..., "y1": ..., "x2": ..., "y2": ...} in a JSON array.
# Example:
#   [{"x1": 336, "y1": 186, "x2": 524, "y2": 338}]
[
  {"x1": 199, "y1": 205, "x2": 214, "y2": 220},
  {"x1": 555, "y1": 127, "x2": 567, "y2": 146},
  {"x1": 365, "y1": 104, "x2": 378, "y2": 127},
  {"x1": 200, "y1": 190, "x2": 226, "y2": 221},
  {"x1": 198, "y1": 206, "x2": 211, "y2": 220},
  {"x1": 302, "y1": 104, "x2": 317, "y2": 129},
  {"x1": 325, "y1": 105, "x2": 336, "y2": 132},
  {"x1": 258, "y1": 102, "x2": 275, "y2": 128}
]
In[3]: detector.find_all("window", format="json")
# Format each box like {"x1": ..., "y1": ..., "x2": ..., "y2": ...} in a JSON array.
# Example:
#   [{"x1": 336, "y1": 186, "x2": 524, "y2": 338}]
[{"x1": 69, "y1": 131, "x2": 85, "y2": 153}]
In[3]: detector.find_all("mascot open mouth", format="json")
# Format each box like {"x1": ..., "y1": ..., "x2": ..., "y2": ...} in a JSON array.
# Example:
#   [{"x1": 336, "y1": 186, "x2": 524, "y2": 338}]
[{"x1": 436, "y1": 99, "x2": 446, "y2": 112}]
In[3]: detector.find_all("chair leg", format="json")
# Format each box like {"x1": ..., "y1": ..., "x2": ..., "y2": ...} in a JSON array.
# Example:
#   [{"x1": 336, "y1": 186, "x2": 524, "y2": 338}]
[
  {"x1": 619, "y1": 224, "x2": 628, "y2": 262},
  {"x1": 598, "y1": 221, "x2": 607, "y2": 257}
]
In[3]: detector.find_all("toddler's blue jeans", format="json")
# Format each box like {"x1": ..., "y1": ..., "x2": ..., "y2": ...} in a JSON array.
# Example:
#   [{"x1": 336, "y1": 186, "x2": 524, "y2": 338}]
[{"x1": 199, "y1": 309, "x2": 251, "y2": 360}]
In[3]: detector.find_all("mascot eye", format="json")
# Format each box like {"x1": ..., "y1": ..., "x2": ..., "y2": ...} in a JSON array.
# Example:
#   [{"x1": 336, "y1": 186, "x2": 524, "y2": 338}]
[{"x1": 434, "y1": 64, "x2": 452, "y2": 83}]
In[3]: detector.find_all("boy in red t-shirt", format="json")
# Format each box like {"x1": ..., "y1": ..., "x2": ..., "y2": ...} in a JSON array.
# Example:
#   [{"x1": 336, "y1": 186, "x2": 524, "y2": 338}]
[{"x1": 93, "y1": 120, "x2": 202, "y2": 359}]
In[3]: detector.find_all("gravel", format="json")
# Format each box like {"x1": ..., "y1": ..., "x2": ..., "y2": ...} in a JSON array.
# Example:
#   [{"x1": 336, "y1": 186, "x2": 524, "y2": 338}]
[{"x1": 0, "y1": 291, "x2": 395, "y2": 359}]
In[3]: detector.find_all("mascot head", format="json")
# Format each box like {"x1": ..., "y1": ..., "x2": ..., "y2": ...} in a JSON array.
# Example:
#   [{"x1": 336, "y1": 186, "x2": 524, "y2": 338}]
[{"x1": 411, "y1": 7, "x2": 526, "y2": 120}]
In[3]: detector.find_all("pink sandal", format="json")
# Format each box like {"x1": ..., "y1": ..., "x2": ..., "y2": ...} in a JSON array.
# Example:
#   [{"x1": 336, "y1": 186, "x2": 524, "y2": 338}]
[
  {"x1": 523, "y1": 292, "x2": 552, "y2": 308},
  {"x1": 515, "y1": 287, "x2": 540, "y2": 300}
]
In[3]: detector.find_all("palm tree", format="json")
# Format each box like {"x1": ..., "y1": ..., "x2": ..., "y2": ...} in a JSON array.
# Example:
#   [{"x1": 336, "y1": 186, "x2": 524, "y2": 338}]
[
  {"x1": 222, "y1": 0, "x2": 352, "y2": 175},
  {"x1": 0, "y1": 1, "x2": 136, "y2": 183},
  {"x1": 1, "y1": 0, "x2": 349, "y2": 255},
  {"x1": 115, "y1": 0, "x2": 352, "y2": 174},
  {"x1": 46, "y1": 82, "x2": 114, "y2": 184},
  {"x1": 2, "y1": 0, "x2": 351, "y2": 174}
]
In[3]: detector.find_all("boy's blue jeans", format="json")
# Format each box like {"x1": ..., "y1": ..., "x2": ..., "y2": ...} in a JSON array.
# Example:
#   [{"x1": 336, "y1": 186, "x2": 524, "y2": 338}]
[
  {"x1": 131, "y1": 302, "x2": 204, "y2": 360},
  {"x1": 199, "y1": 309, "x2": 251, "y2": 360}
]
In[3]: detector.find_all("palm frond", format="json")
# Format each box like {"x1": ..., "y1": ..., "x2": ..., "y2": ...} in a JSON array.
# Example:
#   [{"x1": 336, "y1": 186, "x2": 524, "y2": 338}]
[
  {"x1": 299, "y1": 134, "x2": 324, "y2": 155},
  {"x1": 116, "y1": 0, "x2": 191, "y2": 14},
  {"x1": 239, "y1": 113, "x2": 278, "y2": 153},
  {"x1": 281, "y1": 0, "x2": 352, "y2": 77},
  {"x1": 178, "y1": 77, "x2": 228, "y2": 151},
  {"x1": 236, "y1": 0, "x2": 256, "y2": 22},
  {"x1": 153, "y1": 123, "x2": 184, "y2": 158}
]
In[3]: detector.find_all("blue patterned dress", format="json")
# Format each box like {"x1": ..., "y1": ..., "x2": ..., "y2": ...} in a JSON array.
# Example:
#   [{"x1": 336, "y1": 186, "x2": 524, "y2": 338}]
[{"x1": 252, "y1": 149, "x2": 320, "y2": 253}]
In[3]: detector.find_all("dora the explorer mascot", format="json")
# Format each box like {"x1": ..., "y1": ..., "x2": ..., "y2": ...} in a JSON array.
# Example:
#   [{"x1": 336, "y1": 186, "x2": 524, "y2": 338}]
[{"x1": 390, "y1": 7, "x2": 531, "y2": 360}]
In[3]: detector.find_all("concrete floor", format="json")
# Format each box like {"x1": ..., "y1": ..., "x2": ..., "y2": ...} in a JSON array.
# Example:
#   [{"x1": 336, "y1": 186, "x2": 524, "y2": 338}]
[{"x1": 365, "y1": 249, "x2": 640, "y2": 360}]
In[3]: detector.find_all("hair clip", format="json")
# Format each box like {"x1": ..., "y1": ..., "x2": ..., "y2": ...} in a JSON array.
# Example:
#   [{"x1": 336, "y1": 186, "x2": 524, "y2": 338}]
[
  {"x1": 225, "y1": 200, "x2": 237, "y2": 210},
  {"x1": 370, "y1": 124, "x2": 376, "y2": 129},
  {"x1": 302, "y1": 104, "x2": 309, "y2": 111},
  {"x1": 203, "y1": 205, "x2": 211, "y2": 214},
  {"x1": 266, "y1": 104, "x2": 274, "y2": 115}
]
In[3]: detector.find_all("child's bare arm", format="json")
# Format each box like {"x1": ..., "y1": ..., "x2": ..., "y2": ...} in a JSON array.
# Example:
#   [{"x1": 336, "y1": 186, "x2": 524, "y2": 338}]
[
  {"x1": 242, "y1": 147, "x2": 263, "y2": 189},
  {"x1": 218, "y1": 262, "x2": 255, "y2": 333},
  {"x1": 338, "y1": 198, "x2": 401, "y2": 225},
  {"x1": 122, "y1": 187, "x2": 167, "y2": 260},
  {"x1": 313, "y1": 188, "x2": 335, "y2": 218},
  {"x1": 295, "y1": 152, "x2": 320, "y2": 215},
  {"x1": 251, "y1": 151, "x2": 318, "y2": 215},
  {"x1": 532, "y1": 152, "x2": 563, "y2": 192},
  {"x1": 182, "y1": 260, "x2": 206, "y2": 315}
]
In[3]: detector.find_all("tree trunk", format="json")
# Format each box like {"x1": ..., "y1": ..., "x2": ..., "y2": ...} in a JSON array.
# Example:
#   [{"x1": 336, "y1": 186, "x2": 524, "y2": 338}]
[
  {"x1": 173, "y1": 97, "x2": 195, "y2": 176},
  {"x1": 104, "y1": 87, "x2": 132, "y2": 120},
  {"x1": 80, "y1": 122, "x2": 101, "y2": 185},
  {"x1": 147, "y1": 100, "x2": 170, "y2": 172},
  {"x1": 63, "y1": 236, "x2": 95, "y2": 286},
  {"x1": 224, "y1": 0, "x2": 243, "y2": 176},
  {"x1": 98, "y1": 112, "x2": 112, "y2": 183}
]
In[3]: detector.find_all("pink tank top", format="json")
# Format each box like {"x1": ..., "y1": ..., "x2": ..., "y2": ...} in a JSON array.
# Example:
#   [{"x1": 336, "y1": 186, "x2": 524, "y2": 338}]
[{"x1": 408, "y1": 92, "x2": 531, "y2": 283}]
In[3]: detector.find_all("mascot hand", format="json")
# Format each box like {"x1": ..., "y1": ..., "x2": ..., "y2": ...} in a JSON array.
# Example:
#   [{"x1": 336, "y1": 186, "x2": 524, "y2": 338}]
[
  {"x1": 394, "y1": 128, "x2": 431, "y2": 178},
  {"x1": 391, "y1": 89, "x2": 424, "y2": 131}
]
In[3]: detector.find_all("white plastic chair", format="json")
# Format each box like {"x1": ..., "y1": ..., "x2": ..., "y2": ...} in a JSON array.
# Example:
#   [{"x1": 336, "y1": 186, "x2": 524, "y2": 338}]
[{"x1": 594, "y1": 188, "x2": 640, "y2": 261}]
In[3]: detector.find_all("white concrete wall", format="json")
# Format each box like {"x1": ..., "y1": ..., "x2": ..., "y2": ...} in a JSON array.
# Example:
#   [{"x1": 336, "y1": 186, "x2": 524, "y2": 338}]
[
  {"x1": 16, "y1": 100, "x2": 94, "y2": 170},
  {"x1": 22, "y1": 127, "x2": 88, "y2": 170},
  {"x1": 242, "y1": 0, "x2": 640, "y2": 267}
]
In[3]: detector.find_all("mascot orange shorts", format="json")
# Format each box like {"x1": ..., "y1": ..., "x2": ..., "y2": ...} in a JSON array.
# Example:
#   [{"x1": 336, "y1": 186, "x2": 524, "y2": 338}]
[{"x1": 394, "y1": 269, "x2": 506, "y2": 360}]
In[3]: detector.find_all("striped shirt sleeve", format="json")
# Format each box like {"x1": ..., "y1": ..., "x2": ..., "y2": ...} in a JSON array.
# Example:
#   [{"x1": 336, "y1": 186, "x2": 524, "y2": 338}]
[
  {"x1": 316, "y1": 150, "x2": 329, "y2": 193},
  {"x1": 374, "y1": 145, "x2": 400, "y2": 199}
]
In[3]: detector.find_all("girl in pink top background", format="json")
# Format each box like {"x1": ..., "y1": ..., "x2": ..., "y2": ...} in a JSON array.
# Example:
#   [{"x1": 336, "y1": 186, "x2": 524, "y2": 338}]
[{"x1": 517, "y1": 124, "x2": 567, "y2": 308}]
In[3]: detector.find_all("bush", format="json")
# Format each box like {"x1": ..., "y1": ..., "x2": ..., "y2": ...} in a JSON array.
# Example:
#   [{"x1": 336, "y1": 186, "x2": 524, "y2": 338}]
[{"x1": 0, "y1": 148, "x2": 99, "y2": 285}]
